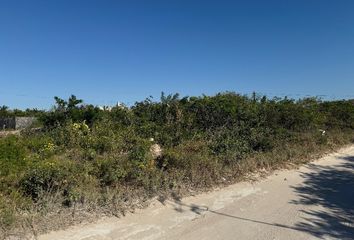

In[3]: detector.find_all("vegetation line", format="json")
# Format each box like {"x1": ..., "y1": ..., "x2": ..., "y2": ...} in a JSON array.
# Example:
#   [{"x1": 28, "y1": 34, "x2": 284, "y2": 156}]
[{"x1": 0, "y1": 92, "x2": 353, "y2": 239}]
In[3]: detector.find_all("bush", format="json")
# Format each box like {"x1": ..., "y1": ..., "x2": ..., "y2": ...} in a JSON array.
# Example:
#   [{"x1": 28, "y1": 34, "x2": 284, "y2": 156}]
[
  {"x1": 19, "y1": 159, "x2": 71, "y2": 200},
  {"x1": 0, "y1": 136, "x2": 27, "y2": 177},
  {"x1": 1, "y1": 92, "x2": 354, "y2": 236}
]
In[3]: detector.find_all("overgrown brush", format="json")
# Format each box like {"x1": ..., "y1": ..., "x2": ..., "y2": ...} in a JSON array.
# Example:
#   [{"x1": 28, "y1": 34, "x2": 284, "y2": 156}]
[{"x1": 0, "y1": 92, "x2": 354, "y2": 238}]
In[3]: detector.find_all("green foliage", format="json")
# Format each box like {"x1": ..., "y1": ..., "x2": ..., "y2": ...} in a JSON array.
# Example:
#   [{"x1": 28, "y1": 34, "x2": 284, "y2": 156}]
[
  {"x1": 40, "y1": 95, "x2": 103, "y2": 127},
  {"x1": 19, "y1": 159, "x2": 71, "y2": 200},
  {"x1": 95, "y1": 156, "x2": 129, "y2": 186},
  {"x1": 320, "y1": 100, "x2": 354, "y2": 129},
  {"x1": 0, "y1": 136, "x2": 27, "y2": 177},
  {"x1": 0, "y1": 105, "x2": 43, "y2": 118},
  {"x1": 1, "y1": 92, "x2": 354, "y2": 234}
]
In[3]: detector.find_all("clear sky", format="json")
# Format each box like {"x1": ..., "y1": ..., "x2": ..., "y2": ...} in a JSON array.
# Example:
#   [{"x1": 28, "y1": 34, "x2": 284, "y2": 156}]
[{"x1": 1, "y1": 0, "x2": 354, "y2": 109}]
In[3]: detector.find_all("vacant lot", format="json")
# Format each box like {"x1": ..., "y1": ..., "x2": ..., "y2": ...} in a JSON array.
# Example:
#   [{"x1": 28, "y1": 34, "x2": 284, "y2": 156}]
[
  {"x1": 40, "y1": 145, "x2": 354, "y2": 240},
  {"x1": 1, "y1": 93, "x2": 354, "y2": 239}
]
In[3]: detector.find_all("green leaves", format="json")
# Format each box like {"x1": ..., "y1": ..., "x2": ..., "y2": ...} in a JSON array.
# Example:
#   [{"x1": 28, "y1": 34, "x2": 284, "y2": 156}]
[
  {"x1": 1, "y1": 92, "x2": 354, "y2": 234},
  {"x1": 0, "y1": 136, "x2": 27, "y2": 177}
]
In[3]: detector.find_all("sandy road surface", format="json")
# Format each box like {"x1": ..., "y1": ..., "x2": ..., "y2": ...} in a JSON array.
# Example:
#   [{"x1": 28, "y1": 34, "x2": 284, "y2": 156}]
[{"x1": 40, "y1": 146, "x2": 354, "y2": 240}]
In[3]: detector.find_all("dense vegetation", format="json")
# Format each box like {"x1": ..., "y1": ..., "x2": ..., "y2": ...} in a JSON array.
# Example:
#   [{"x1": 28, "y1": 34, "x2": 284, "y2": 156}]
[
  {"x1": 1, "y1": 92, "x2": 354, "y2": 238},
  {"x1": 0, "y1": 105, "x2": 43, "y2": 118}
]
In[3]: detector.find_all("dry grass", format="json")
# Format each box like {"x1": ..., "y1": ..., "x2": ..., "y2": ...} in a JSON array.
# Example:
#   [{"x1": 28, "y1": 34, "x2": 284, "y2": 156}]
[
  {"x1": 0, "y1": 130, "x2": 20, "y2": 138},
  {"x1": 3, "y1": 131, "x2": 352, "y2": 240}
]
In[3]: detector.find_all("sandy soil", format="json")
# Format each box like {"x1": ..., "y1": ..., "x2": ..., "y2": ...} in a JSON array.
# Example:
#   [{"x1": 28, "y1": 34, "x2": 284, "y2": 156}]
[
  {"x1": 0, "y1": 130, "x2": 20, "y2": 137},
  {"x1": 39, "y1": 146, "x2": 354, "y2": 240}
]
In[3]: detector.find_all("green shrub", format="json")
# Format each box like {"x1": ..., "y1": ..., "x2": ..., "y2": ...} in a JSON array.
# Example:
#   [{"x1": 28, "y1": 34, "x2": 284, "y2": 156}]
[
  {"x1": 0, "y1": 136, "x2": 27, "y2": 177},
  {"x1": 1, "y1": 92, "x2": 354, "y2": 234},
  {"x1": 19, "y1": 159, "x2": 71, "y2": 200},
  {"x1": 94, "y1": 156, "x2": 129, "y2": 186}
]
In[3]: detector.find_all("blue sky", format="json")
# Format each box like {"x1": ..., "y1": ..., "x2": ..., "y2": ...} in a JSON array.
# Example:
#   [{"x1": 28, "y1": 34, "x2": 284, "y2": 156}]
[{"x1": 1, "y1": 0, "x2": 354, "y2": 109}]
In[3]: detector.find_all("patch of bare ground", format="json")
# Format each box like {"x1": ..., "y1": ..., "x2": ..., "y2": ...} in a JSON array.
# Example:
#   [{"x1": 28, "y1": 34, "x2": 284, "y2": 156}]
[{"x1": 0, "y1": 130, "x2": 20, "y2": 138}]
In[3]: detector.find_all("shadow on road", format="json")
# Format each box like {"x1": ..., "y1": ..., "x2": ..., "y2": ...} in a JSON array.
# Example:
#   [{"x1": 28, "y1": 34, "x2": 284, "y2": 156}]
[
  {"x1": 160, "y1": 196, "x2": 305, "y2": 233},
  {"x1": 290, "y1": 155, "x2": 354, "y2": 239},
  {"x1": 161, "y1": 155, "x2": 354, "y2": 239}
]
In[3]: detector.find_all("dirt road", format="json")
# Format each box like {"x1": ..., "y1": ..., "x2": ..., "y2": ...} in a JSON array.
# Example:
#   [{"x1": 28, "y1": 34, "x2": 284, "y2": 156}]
[{"x1": 40, "y1": 146, "x2": 354, "y2": 240}]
